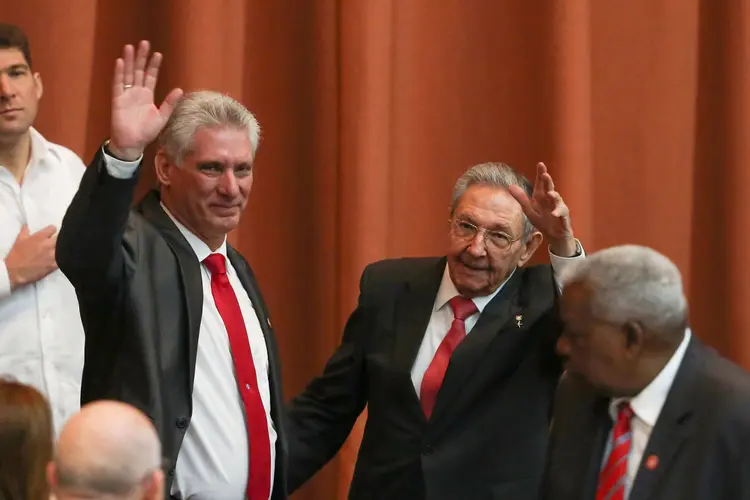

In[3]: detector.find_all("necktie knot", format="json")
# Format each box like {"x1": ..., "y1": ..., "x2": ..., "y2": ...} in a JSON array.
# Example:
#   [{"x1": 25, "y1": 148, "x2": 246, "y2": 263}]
[
  {"x1": 449, "y1": 295, "x2": 478, "y2": 321},
  {"x1": 203, "y1": 253, "x2": 227, "y2": 276},
  {"x1": 617, "y1": 401, "x2": 634, "y2": 422}
]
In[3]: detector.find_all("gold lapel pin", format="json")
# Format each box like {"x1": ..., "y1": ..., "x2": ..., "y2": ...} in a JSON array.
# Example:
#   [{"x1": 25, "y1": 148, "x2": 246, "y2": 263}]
[
  {"x1": 515, "y1": 314, "x2": 523, "y2": 328},
  {"x1": 267, "y1": 317, "x2": 272, "y2": 329}
]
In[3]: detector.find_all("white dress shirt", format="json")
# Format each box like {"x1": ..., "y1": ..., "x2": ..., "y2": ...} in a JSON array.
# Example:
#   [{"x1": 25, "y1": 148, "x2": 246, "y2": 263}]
[
  {"x1": 411, "y1": 242, "x2": 585, "y2": 393},
  {"x1": 602, "y1": 328, "x2": 692, "y2": 498},
  {"x1": 103, "y1": 154, "x2": 276, "y2": 500},
  {"x1": 0, "y1": 127, "x2": 85, "y2": 435}
]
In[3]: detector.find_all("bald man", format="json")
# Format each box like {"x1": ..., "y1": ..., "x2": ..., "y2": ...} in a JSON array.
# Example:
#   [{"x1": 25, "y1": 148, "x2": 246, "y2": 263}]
[{"x1": 48, "y1": 401, "x2": 164, "y2": 500}]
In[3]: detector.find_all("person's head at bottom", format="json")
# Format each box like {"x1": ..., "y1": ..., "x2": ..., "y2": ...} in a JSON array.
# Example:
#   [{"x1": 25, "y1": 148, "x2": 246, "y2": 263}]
[
  {"x1": 557, "y1": 244, "x2": 688, "y2": 398},
  {"x1": 48, "y1": 400, "x2": 164, "y2": 500},
  {"x1": 0, "y1": 378, "x2": 54, "y2": 500}
]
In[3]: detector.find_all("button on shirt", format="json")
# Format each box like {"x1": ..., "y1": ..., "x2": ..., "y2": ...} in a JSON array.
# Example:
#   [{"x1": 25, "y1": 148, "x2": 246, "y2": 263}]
[
  {"x1": 0, "y1": 128, "x2": 86, "y2": 435},
  {"x1": 103, "y1": 154, "x2": 277, "y2": 500}
]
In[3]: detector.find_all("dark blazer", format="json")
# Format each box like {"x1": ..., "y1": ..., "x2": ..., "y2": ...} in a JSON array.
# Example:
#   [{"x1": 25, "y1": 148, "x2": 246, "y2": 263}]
[
  {"x1": 286, "y1": 257, "x2": 563, "y2": 500},
  {"x1": 56, "y1": 149, "x2": 288, "y2": 500},
  {"x1": 541, "y1": 337, "x2": 750, "y2": 500}
]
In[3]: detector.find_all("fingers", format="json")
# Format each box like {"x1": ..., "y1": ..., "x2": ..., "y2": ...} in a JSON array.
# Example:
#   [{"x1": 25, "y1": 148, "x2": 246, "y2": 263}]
[
  {"x1": 122, "y1": 44, "x2": 135, "y2": 88},
  {"x1": 112, "y1": 58, "x2": 124, "y2": 98},
  {"x1": 133, "y1": 40, "x2": 150, "y2": 87},
  {"x1": 143, "y1": 51, "x2": 163, "y2": 92},
  {"x1": 17, "y1": 224, "x2": 30, "y2": 240},
  {"x1": 34, "y1": 225, "x2": 58, "y2": 239},
  {"x1": 158, "y1": 88, "x2": 184, "y2": 121},
  {"x1": 509, "y1": 184, "x2": 535, "y2": 215},
  {"x1": 547, "y1": 191, "x2": 569, "y2": 218},
  {"x1": 534, "y1": 162, "x2": 546, "y2": 193}
]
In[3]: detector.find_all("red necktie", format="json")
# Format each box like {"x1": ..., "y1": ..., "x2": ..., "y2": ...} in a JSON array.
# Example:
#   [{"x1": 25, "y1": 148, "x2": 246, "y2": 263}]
[
  {"x1": 420, "y1": 295, "x2": 478, "y2": 418},
  {"x1": 204, "y1": 254, "x2": 271, "y2": 500},
  {"x1": 597, "y1": 402, "x2": 633, "y2": 500}
]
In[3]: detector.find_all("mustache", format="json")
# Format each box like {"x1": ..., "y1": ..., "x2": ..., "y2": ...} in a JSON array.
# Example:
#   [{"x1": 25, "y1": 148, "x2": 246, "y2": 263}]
[{"x1": 459, "y1": 255, "x2": 491, "y2": 270}]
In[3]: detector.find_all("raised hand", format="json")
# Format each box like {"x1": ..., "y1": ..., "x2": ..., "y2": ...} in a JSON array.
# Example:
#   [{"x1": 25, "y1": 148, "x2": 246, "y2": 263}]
[
  {"x1": 509, "y1": 163, "x2": 576, "y2": 255},
  {"x1": 109, "y1": 41, "x2": 184, "y2": 161},
  {"x1": 5, "y1": 225, "x2": 58, "y2": 291}
]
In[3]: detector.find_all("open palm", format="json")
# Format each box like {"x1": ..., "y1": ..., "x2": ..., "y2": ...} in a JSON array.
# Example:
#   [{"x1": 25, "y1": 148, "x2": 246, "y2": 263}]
[
  {"x1": 509, "y1": 162, "x2": 572, "y2": 241},
  {"x1": 109, "y1": 41, "x2": 183, "y2": 159}
]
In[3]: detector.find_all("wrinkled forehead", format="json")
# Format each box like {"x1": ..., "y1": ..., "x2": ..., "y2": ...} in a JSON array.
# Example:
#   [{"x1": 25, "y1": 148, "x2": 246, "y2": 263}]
[
  {"x1": 185, "y1": 126, "x2": 254, "y2": 164},
  {"x1": 561, "y1": 281, "x2": 595, "y2": 322},
  {"x1": 453, "y1": 185, "x2": 525, "y2": 230}
]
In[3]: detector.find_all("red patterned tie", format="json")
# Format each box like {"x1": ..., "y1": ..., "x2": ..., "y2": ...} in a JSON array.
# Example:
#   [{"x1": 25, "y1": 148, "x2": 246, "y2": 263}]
[
  {"x1": 420, "y1": 295, "x2": 478, "y2": 418},
  {"x1": 204, "y1": 254, "x2": 271, "y2": 500},
  {"x1": 597, "y1": 402, "x2": 633, "y2": 500}
]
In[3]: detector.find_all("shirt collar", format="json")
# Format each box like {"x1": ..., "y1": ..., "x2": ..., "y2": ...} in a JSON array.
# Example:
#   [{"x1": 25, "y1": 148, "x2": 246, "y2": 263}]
[
  {"x1": 609, "y1": 328, "x2": 692, "y2": 426},
  {"x1": 433, "y1": 264, "x2": 517, "y2": 314},
  {"x1": 160, "y1": 202, "x2": 227, "y2": 262},
  {"x1": 28, "y1": 127, "x2": 49, "y2": 165}
]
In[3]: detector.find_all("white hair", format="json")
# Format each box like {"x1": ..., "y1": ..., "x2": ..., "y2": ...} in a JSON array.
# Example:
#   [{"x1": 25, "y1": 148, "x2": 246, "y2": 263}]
[
  {"x1": 559, "y1": 245, "x2": 688, "y2": 334},
  {"x1": 450, "y1": 162, "x2": 535, "y2": 238},
  {"x1": 158, "y1": 90, "x2": 261, "y2": 164}
]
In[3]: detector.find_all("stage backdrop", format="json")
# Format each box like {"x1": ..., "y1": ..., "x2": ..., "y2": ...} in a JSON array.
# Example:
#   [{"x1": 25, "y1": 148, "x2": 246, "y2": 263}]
[{"x1": 3, "y1": 0, "x2": 748, "y2": 498}]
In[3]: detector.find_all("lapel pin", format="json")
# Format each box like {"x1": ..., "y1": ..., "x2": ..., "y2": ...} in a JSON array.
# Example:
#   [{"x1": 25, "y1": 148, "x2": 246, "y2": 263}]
[
  {"x1": 267, "y1": 317, "x2": 272, "y2": 329},
  {"x1": 645, "y1": 455, "x2": 659, "y2": 470},
  {"x1": 515, "y1": 314, "x2": 523, "y2": 328}
]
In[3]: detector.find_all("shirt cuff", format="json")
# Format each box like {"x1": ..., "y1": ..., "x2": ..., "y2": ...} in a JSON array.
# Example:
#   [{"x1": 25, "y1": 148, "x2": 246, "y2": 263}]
[
  {"x1": 548, "y1": 239, "x2": 585, "y2": 293},
  {"x1": 102, "y1": 146, "x2": 142, "y2": 179},
  {"x1": 0, "y1": 259, "x2": 11, "y2": 299}
]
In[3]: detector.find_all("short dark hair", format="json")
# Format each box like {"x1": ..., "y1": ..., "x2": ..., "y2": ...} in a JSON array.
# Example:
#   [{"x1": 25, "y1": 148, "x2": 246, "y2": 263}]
[{"x1": 0, "y1": 24, "x2": 32, "y2": 67}]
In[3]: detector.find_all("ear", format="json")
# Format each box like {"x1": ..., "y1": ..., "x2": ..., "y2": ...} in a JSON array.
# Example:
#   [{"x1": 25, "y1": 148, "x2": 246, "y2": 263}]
[
  {"x1": 622, "y1": 320, "x2": 646, "y2": 358},
  {"x1": 46, "y1": 461, "x2": 57, "y2": 490},
  {"x1": 146, "y1": 469, "x2": 165, "y2": 500},
  {"x1": 516, "y1": 231, "x2": 544, "y2": 267},
  {"x1": 33, "y1": 72, "x2": 43, "y2": 100},
  {"x1": 154, "y1": 150, "x2": 172, "y2": 186}
]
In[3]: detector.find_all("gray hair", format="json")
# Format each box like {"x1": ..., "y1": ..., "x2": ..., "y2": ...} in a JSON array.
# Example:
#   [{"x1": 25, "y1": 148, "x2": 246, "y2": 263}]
[
  {"x1": 560, "y1": 245, "x2": 688, "y2": 337},
  {"x1": 158, "y1": 90, "x2": 261, "y2": 164},
  {"x1": 450, "y1": 162, "x2": 535, "y2": 238}
]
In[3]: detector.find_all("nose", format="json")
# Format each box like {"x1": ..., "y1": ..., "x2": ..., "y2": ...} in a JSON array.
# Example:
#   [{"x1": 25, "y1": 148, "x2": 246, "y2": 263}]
[
  {"x1": 0, "y1": 74, "x2": 13, "y2": 98},
  {"x1": 217, "y1": 169, "x2": 240, "y2": 197},
  {"x1": 466, "y1": 231, "x2": 487, "y2": 257}
]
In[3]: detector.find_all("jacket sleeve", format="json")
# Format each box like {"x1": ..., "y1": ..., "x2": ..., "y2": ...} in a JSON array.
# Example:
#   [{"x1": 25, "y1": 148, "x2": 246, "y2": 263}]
[
  {"x1": 284, "y1": 266, "x2": 374, "y2": 492},
  {"x1": 56, "y1": 146, "x2": 142, "y2": 323}
]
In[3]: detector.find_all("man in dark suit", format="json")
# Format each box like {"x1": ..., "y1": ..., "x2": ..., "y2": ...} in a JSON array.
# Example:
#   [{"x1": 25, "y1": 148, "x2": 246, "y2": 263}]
[
  {"x1": 286, "y1": 161, "x2": 585, "y2": 499},
  {"x1": 57, "y1": 41, "x2": 288, "y2": 500},
  {"x1": 542, "y1": 245, "x2": 750, "y2": 500}
]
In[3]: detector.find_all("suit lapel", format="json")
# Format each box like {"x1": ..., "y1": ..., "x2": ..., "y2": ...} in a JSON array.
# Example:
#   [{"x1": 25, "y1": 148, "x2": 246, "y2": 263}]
[
  {"x1": 138, "y1": 191, "x2": 203, "y2": 388},
  {"x1": 628, "y1": 339, "x2": 701, "y2": 500},
  {"x1": 391, "y1": 258, "x2": 446, "y2": 418}
]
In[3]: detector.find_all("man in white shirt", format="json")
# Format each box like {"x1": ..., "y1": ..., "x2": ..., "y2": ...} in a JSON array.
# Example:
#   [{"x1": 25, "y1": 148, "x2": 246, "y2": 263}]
[
  {"x1": 48, "y1": 401, "x2": 164, "y2": 500},
  {"x1": 0, "y1": 23, "x2": 85, "y2": 435},
  {"x1": 543, "y1": 245, "x2": 750, "y2": 500},
  {"x1": 57, "y1": 41, "x2": 288, "y2": 500}
]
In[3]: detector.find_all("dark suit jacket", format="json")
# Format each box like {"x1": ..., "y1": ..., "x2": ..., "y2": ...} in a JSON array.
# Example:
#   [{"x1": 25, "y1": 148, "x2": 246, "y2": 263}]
[
  {"x1": 56, "y1": 149, "x2": 289, "y2": 499},
  {"x1": 287, "y1": 257, "x2": 563, "y2": 500},
  {"x1": 541, "y1": 337, "x2": 750, "y2": 500}
]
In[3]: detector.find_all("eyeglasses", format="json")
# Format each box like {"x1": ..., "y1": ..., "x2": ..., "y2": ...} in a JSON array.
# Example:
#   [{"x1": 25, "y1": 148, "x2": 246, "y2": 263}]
[{"x1": 449, "y1": 219, "x2": 521, "y2": 252}]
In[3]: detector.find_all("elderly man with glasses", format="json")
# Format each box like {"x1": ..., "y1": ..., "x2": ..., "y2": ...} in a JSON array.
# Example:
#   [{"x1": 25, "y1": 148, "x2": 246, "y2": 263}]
[{"x1": 285, "y1": 162, "x2": 585, "y2": 500}]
